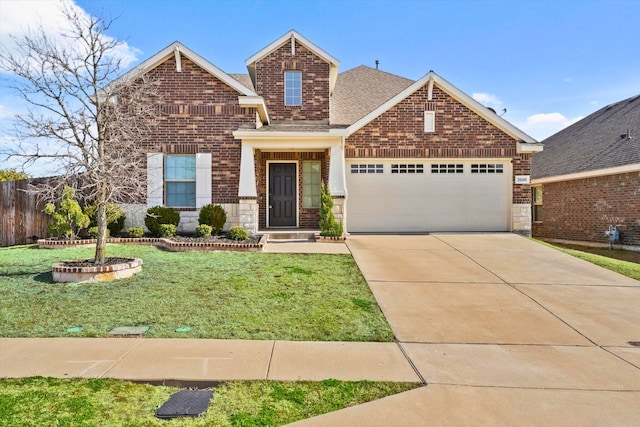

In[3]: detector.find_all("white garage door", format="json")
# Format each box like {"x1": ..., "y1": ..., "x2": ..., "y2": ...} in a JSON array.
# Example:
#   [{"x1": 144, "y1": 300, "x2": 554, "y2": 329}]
[{"x1": 346, "y1": 160, "x2": 511, "y2": 232}]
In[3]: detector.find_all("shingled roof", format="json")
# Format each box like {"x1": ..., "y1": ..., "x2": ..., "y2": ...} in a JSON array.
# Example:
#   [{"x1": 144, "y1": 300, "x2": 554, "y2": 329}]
[
  {"x1": 330, "y1": 65, "x2": 414, "y2": 125},
  {"x1": 532, "y1": 94, "x2": 640, "y2": 179}
]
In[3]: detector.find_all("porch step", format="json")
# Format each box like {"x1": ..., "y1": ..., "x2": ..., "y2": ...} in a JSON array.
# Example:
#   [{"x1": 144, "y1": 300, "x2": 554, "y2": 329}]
[{"x1": 264, "y1": 231, "x2": 318, "y2": 242}]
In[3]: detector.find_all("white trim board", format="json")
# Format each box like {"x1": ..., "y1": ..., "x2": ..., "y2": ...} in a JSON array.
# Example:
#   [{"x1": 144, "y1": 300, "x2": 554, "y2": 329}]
[{"x1": 532, "y1": 163, "x2": 640, "y2": 184}]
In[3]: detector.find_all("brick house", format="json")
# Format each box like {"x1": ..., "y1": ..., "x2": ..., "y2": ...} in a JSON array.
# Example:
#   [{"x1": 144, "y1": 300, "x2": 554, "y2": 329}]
[
  {"x1": 121, "y1": 30, "x2": 542, "y2": 235},
  {"x1": 531, "y1": 94, "x2": 640, "y2": 248}
]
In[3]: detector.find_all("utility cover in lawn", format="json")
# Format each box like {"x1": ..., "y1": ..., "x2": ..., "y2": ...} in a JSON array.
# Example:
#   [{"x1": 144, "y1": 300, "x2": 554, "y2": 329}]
[{"x1": 155, "y1": 389, "x2": 213, "y2": 419}]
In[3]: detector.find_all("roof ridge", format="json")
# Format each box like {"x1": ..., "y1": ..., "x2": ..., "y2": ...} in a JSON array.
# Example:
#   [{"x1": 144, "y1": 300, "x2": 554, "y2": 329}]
[{"x1": 340, "y1": 65, "x2": 413, "y2": 82}]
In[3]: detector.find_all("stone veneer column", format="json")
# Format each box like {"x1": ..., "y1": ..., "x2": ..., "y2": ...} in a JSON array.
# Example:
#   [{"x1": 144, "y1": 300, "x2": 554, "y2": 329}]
[
  {"x1": 332, "y1": 196, "x2": 346, "y2": 235},
  {"x1": 512, "y1": 203, "x2": 532, "y2": 236},
  {"x1": 239, "y1": 198, "x2": 259, "y2": 235}
]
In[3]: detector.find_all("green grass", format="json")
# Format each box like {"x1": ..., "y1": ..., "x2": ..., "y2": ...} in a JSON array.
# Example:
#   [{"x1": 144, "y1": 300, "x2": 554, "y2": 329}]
[
  {"x1": 534, "y1": 240, "x2": 640, "y2": 280},
  {"x1": 0, "y1": 377, "x2": 419, "y2": 426},
  {"x1": 0, "y1": 244, "x2": 394, "y2": 341}
]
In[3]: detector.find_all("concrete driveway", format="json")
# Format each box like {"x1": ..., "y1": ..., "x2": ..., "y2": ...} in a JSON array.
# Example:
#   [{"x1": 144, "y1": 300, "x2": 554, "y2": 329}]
[{"x1": 295, "y1": 233, "x2": 640, "y2": 426}]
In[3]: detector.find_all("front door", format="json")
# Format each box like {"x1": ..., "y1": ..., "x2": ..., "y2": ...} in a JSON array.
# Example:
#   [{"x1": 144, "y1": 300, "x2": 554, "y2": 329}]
[{"x1": 269, "y1": 163, "x2": 297, "y2": 227}]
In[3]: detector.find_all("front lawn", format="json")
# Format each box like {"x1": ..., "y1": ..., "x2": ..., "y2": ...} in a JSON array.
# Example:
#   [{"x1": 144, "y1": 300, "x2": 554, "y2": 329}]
[
  {"x1": 0, "y1": 377, "x2": 419, "y2": 426},
  {"x1": 535, "y1": 240, "x2": 640, "y2": 280},
  {"x1": 0, "y1": 244, "x2": 394, "y2": 341}
]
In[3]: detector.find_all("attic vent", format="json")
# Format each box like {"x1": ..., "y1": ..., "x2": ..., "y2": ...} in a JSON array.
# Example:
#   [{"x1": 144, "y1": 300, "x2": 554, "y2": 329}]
[
  {"x1": 620, "y1": 129, "x2": 632, "y2": 140},
  {"x1": 424, "y1": 101, "x2": 436, "y2": 111},
  {"x1": 424, "y1": 111, "x2": 435, "y2": 133}
]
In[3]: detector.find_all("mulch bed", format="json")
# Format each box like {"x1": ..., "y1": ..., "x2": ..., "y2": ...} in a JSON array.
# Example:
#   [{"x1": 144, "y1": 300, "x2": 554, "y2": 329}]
[
  {"x1": 169, "y1": 234, "x2": 261, "y2": 245},
  {"x1": 61, "y1": 257, "x2": 135, "y2": 267},
  {"x1": 551, "y1": 243, "x2": 640, "y2": 264}
]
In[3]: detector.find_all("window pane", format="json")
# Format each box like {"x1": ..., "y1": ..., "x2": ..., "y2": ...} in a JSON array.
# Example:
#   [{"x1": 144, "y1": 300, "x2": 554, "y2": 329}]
[
  {"x1": 533, "y1": 205, "x2": 543, "y2": 222},
  {"x1": 303, "y1": 161, "x2": 321, "y2": 208},
  {"x1": 285, "y1": 71, "x2": 302, "y2": 106},
  {"x1": 166, "y1": 155, "x2": 195, "y2": 180},
  {"x1": 166, "y1": 182, "x2": 195, "y2": 207}
]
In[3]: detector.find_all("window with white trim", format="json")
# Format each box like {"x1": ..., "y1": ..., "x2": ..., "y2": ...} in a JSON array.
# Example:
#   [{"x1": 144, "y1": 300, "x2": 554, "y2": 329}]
[
  {"x1": 284, "y1": 71, "x2": 302, "y2": 106},
  {"x1": 165, "y1": 155, "x2": 196, "y2": 207},
  {"x1": 391, "y1": 164, "x2": 424, "y2": 174},
  {"x1": 424, "y1": 111, "x2": 435, "y2": 133},
  {"x1": 431, "y1": 164, "x2": 463, "y2": 174},
  {"x1": 350, "y1": 164, "x2": 384, "y2": 174},
  {"x1": 302, "y1": 161, "x2": 321, "y2": 208},
  {"x1": 471, "y1": 164, "x2": 504, "y2": 174}
]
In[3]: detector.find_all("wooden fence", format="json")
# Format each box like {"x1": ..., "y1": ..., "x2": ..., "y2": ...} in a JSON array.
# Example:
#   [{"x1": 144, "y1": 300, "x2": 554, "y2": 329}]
[{"x1": 0, "y1": 178, "x2": 51, "y2": 246}]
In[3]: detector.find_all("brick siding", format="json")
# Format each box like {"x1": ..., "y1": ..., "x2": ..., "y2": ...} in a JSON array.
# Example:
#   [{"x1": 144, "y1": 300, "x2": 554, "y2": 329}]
[
  {"x1": 533, "y1": 172, "x2": 640, "y2": 246},
  {"x1": 140, "y1": 56, "x2": 256, "y2": 204},
  {"x1": 345, "y1": 85, "x2": 531, "y2": 204},
  {"x1": 254, "y1": 40, "x2": 330, "y2": 121}
]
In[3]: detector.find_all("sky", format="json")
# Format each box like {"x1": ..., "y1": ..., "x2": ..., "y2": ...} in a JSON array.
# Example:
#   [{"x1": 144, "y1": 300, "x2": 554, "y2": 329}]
[{"x1": 1, "y1": 0, "x2": 639, "y2": 176}]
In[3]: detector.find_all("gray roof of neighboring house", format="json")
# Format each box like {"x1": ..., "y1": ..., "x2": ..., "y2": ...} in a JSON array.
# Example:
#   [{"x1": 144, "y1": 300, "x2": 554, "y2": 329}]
[
  {"x1": 532, "y1": 94, "x2": 640, "y2": 179},
  {"x1": 330, "y1": 65, "x2": 415, "y2": 125}
]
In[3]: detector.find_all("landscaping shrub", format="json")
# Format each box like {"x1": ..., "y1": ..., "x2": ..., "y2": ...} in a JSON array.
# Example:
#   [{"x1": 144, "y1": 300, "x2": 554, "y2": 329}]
[
  {"x1": 319, "y1": 182, "x2": 343, "y2": 237},
  {"x1": 126, "y1": 227, "x2": 144, "y2": 238},
  {"x1": 228, "y1": 226, "x2": 248, "y2": 241},
  {"x1": 88, "y1": 226, "x2": 110, "y2": 239},
  {"x1": 107, "y1": 214, "x2": 126, "y2": 235},
  {"x1": 198, "y1": 204, "x2": 227, "y2": 235},
  {"x1": 196, "y1": 224, "x2": 212, "y2": 238},
  {"x1": 158, "y1": 224, "x2": 177, "y2": 237},
  {"x1": 84, "y1": 203, "x2": 126, "y2": 235},
  {"x1": 43, "y1": 185, "x2": 90, "y2": 240},
  {"x1": 145, "y1": 206, "x2": 180, "y2": 237}
]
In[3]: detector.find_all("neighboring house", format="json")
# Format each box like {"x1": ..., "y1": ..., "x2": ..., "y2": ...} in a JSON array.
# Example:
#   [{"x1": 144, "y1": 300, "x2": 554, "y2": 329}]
[
  {"x1": 531, "y1": 94, "x2": 640, "y2": 247},
  {"x1": 119, "y1": 30, "x2": 542, "y2": 235}
]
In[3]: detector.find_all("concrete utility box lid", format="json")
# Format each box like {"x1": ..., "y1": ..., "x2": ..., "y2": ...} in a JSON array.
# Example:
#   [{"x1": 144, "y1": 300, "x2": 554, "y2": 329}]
[
  {"x1": 108, "y1": 326, "x2": 149, "y2": 336},
  {"x1": 155, "y1": 390, "x2": 214, "y2": 419}
]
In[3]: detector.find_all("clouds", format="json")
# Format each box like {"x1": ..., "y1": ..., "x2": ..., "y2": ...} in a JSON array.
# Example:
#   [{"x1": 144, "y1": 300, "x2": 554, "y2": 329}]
[
  {"x1": 0, "y1": 0, "x2": 141, "y2": 68},
  {"x1": 520, "y1": 112, "x2": 583, "y2": 141},
  {"x1": 472, "y1": 92, "x2": 503, "y2": 107}
]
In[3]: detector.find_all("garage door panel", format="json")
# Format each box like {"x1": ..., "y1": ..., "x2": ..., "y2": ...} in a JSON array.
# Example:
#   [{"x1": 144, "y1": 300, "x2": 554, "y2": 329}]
[{"x1": 346, "y1": 160, "x2": 510, "y2": 233}]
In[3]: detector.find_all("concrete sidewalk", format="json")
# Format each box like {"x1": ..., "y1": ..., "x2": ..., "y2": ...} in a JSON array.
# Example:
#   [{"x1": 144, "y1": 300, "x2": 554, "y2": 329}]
[{"x1": 0, "y1": 338, "x2": 419, "y2": 383}]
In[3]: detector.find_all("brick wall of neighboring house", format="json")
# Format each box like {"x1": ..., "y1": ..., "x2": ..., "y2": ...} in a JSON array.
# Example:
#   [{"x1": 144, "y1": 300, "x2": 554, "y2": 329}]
[
  {"x1": 254, "y1": 40, "x2": 330, "y2": 121},
  {"x1": 345, "y1": 84, "x2": 531, "y2": 205},
  {"x1": 255, "y1": 150, "x2": 328, "y2": 229},
  {"x1": 141, "y1": 56, "x2": 256, "y2": 204},
  {"x1": 532, "y1": 172, "x2": 640, "y2": 246}
]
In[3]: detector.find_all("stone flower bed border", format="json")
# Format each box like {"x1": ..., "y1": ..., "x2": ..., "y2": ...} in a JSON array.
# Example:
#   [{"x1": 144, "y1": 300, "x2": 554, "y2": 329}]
[
  {"x1": 38, "y1": 234, "x2": 268, "y2": 252},
  {"x1": 52, "y1": 258, "x2": 143, "y2": 283}
]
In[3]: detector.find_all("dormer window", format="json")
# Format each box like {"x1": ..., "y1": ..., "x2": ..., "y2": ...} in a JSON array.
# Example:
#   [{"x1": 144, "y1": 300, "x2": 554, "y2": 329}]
[{"x1": 284, "y1": 70, "x2": 302, "y2": 106}]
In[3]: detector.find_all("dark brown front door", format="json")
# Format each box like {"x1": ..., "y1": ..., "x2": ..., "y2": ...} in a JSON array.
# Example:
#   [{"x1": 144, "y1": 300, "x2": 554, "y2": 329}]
[{"x1": 269, "y1": 163, "x2": 296, "y2": 227}]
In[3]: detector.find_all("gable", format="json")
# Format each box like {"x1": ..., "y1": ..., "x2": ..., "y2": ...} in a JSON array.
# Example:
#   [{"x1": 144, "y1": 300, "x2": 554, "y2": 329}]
[
  {"x1": 251, "y1": 39, "x2": 331, "y2": 122},
  {"x1": 346, "y1": 72, "x2": 537, "y2": 147},
  {"x1": 115, "y1": 41, "x2": 257, "y2": 97},
  {"x1": 246, "y1": 30, "x2": 340, "y2": 94},
  {"x1": 345, "y1": 83, "x2": 522, "y2": 158}
]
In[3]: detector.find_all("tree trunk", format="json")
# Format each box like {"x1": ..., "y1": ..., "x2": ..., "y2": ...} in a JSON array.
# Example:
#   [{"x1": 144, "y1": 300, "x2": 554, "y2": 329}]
[
  {"x1": 94, "y1": 198, "x2": 107, "y2": 265},
  {"x1": 94, "y1": 202, "x2": 107, "y2": 265}
]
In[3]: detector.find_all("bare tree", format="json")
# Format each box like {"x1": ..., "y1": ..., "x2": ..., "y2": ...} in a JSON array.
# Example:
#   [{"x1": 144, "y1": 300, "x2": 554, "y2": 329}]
[{"x1": 0, "y1": 4, "x2": 159, "y2": 264}]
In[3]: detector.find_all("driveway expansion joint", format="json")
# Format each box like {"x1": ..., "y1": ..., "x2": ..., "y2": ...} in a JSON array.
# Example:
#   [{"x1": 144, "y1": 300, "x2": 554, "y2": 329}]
[{"x1": 396, "y1": 341, "x2": 427, "y2": 385}]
